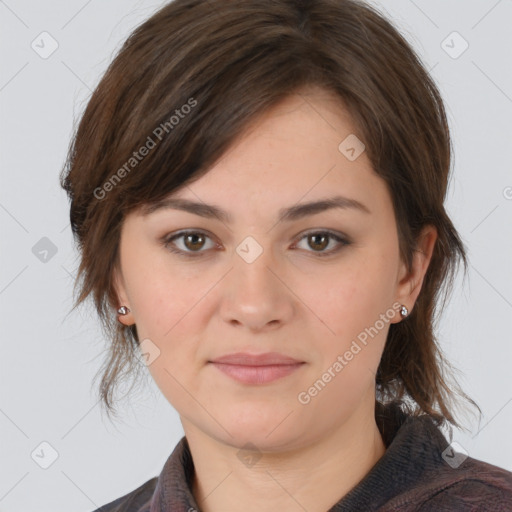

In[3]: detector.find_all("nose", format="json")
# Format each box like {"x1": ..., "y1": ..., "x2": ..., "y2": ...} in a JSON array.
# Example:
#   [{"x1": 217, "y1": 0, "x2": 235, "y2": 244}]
[{"x1": 218, "y1": 239, "x2": 295, "y2": 332}]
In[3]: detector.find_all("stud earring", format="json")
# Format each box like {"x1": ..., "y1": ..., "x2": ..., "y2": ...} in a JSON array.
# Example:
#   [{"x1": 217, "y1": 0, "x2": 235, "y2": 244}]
[
  {"x1": 117, "y1": 306, "x2": 130, "y2": 315},
  {"x1": 400, "y1": 305, "x2": 408, "y2": 318}
]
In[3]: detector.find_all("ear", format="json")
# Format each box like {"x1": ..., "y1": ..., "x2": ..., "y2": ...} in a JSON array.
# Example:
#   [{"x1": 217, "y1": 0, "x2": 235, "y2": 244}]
[
  {"x1": 391, "y1": 225, "x2": 438, "y2": 323},
  {"x1": 112, "y1": 266, "x2": 135, "y2": 326}
]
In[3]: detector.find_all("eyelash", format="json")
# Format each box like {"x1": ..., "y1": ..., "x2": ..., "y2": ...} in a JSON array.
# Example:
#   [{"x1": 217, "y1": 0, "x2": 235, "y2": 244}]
[{"x1": 160, "y1": 229, "x2": 351, "y2": 258}]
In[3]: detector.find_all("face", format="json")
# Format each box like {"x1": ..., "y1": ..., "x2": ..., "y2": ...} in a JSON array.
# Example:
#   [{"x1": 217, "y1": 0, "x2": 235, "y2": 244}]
[{"x1": 113, "y1": 87, "x2": 430, "y2": 452}]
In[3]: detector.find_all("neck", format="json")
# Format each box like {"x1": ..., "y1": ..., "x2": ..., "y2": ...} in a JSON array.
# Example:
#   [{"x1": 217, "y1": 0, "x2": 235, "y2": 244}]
[{"x1": 184, "y1": 399, "x2": 386, "y2": 512}]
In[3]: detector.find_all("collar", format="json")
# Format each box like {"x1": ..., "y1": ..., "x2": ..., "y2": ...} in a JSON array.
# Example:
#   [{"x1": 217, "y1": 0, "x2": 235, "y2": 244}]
[{"x1": 149, "y1": 402, "x2": 451, "y2": 511}]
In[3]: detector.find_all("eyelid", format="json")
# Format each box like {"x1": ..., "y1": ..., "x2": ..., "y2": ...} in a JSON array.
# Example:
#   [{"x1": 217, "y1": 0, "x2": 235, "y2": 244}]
[
  {"x1": 160, "y1": 229, "x2": 220, "y2": 256},
  {"x1": 291, "y1": 229, "x2": 351, "y2": 257},
  {"x1": 160, "y1": 228, "x2": 351, "y2": 257}
]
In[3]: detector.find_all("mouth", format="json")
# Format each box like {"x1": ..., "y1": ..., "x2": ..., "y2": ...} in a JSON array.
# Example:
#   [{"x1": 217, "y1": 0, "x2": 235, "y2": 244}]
[{"x1": 209, "y1": 362, "x2": 305, "y2": 384}]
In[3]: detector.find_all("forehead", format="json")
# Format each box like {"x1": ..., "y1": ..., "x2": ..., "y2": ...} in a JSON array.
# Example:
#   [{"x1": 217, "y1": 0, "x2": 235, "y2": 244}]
[
  {"x1": 170, "y1": 92, "x2": 378, "y2": 201},
  {"x1": 136, "y1": 88, "x2": 392, "y2": 226}
]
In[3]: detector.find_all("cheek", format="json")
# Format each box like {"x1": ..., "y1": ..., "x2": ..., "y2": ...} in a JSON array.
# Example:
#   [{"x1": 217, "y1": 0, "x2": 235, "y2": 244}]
[
  {"x1": 124, "y1": 256, "x2": 210, "y2": 387},
  {"x1": 129, "y1": 281, "x2": 174, "y2": 339},
  {"x1": 124, "y1": 249, "x2": 200, "y2": 339},
  {"x1": 295, "y1": 245, "x2": 397, "y2": 399},
  {"x1": 304, "y1": 250, "x2": 397, "y2": 338},
  {"x1": 296, "y1": 267, "x2": 392, "y2": 418}
]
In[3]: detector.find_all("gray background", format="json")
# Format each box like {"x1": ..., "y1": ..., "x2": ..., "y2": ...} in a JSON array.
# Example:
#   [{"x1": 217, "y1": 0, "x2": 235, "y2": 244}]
[{"x1": 1, "y1": 0, "x2": 511, "y2": 510}]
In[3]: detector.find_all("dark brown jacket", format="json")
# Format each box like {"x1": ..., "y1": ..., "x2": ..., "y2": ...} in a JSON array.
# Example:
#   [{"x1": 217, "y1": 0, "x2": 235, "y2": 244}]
[{"x1": 91, "y1": 403, "x2": 512, "y2": 511}]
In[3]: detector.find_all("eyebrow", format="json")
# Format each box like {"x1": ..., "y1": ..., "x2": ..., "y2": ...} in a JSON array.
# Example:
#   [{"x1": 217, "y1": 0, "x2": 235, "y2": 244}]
[{"x1": 141, "y1": 195, "x2": 371, "y2": 223}]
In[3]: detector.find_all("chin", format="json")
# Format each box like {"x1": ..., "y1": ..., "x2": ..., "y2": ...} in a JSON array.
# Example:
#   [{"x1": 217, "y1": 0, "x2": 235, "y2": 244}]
[{"x1": 211, "y1": 410, "x2": 308, "y2": 453}]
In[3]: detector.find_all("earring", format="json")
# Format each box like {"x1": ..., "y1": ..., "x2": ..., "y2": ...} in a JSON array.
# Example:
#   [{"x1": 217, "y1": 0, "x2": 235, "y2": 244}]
[
  {"x1": 117, "y1": 306, "x2": 130, "y2": 315},
  {"x1": 400, "y1": 305, "x2": 408, "y2": 318}
]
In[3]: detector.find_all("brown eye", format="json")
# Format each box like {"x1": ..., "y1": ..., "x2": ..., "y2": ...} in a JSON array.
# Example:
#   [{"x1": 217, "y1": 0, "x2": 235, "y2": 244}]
[
  {"x1": 294, "y1": 230, "x2": 350, "y2": 257},
  {"x1": 183, "y1": 233, "x2": 206, "y2": 251},
  {"x1": 162, "y1": 230, "x2": 216, "y2": 257},
  {"x1": 307, "y1": 233, "x2": 329, "y2": 251}
]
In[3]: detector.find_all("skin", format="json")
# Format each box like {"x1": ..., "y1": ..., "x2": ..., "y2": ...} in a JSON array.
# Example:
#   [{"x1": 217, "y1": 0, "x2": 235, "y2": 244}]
[{"x1": 113, "y1": 86, "x2": 437, "y2": 512}]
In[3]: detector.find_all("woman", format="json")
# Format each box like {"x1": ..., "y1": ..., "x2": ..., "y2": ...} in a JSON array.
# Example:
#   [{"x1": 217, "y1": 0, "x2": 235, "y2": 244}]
[{"x1": 60, "y1": 0, "x2": 512, "y2": 510}]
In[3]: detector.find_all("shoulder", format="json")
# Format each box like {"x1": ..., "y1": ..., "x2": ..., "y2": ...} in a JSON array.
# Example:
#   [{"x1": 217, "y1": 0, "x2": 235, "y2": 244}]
[
  {"x1": 398, "y1": 457, "x2": 512, "y2": 511},
  {"x1": 89, "y1": 476, "x2": 158, "y2": 512},
  {"x1": 356, "y1": 405, "x2": 512, "y2": 511}
]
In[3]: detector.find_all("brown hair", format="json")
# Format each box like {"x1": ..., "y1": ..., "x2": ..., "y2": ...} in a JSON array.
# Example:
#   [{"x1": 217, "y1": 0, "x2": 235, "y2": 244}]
[{"x1": 60, "y1": 0, "x2": 479, "y2": 428}]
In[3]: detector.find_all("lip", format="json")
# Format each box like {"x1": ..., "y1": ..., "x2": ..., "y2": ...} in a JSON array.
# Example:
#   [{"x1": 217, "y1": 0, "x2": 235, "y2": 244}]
[
  {"x1": 210, "y1": 352, "x2": 303, "y2": 366},
  {"x1": 208, "y1": 352, "x2": 305, "y2": 385}
]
